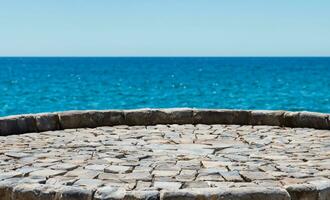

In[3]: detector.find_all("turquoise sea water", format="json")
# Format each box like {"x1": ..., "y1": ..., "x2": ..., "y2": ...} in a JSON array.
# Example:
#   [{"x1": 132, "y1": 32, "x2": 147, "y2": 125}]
[{"x1": 0, "y1": 57, "x2": 329, "y2": 116}]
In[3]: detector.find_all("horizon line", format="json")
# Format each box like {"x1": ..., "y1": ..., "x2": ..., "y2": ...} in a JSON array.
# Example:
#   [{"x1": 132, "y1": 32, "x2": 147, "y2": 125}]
[{"x1": 1, "y1": 55, "x2": 330, "y2": 58}]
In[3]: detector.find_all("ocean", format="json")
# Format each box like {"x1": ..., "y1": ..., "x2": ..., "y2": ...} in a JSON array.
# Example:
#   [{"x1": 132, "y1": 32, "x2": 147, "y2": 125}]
[{"x1": 0, "y1": 57, "x2": 329, "y2": 116}]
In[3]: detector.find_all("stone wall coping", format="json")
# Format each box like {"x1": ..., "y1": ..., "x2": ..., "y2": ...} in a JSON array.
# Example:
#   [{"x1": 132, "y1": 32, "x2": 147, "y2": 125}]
[
  {"x1": 1, "y1": 179, "x2": 330, "y2": 200},
  {"x1": 0, "y1": 108, "x2": 329, "y2": 136}
]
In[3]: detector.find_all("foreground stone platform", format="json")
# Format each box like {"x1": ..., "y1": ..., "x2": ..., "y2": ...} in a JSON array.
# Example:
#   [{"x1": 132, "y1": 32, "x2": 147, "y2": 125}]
[{"x1": 1, "y1": 124, "x2": 330, "y2": 200}]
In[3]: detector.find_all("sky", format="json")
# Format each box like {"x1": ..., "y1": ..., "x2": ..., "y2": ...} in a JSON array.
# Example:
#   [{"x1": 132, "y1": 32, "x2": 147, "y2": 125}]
[{"x1": 0, "y1": 0, "x2": 330, "y2": 56}]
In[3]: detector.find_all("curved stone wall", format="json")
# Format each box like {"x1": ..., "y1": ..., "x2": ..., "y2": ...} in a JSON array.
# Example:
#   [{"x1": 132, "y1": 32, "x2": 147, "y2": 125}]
[{"x1": 0, "y1": 108, "x2": 329, "y2": 135}]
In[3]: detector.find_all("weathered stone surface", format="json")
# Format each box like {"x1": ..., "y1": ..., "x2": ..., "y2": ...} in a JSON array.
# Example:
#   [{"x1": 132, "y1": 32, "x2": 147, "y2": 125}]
[
  {"x1": 160, "y1": 187, "x2": 290, "y2": 200},
  {"x1": 152, "y1": 170, "x2": 179, "y2": 177},
  {"x1": 90, "y1": 110, "x2": 125, "y2": 126},
  {"x1": 0, "y1": 116, "x2": 17, "y2": 136},
  {"x1": 105, "y1": 165, "x2": 133, "y2": 174},
  {"x1": 50, "y1": 163, "x2": 79, "y2": 171},
  {"x1": 0, "y1": 171, "x2": 22, "y2": 180},
  {"x1": 201, "y1": 160, "x2": 227, "y2": 169},
  {"x1": 58, "y1": 110, "x2": 124, "y2": 129},
  {"x1": 123, "y1": 172, "x2": 152, "y2": 181},
  {"x1": 193, "y1": 109, "x2": 251, "y2": 125},
  {"x1": 150, "y1": 108, "x2": 194, "y2": 125},
  {"x1": 153, "y1": 181, "x2": 182, "y2": 190},
  {"x1": 73, "y1": 179, "x2": 104, "y2": 190},
  {"x1": 29, "y1": 169, "x2": 66, "y2": 178},
  {"x1": 297, "y1": 112, "x2": 329, "y2": 129},
  {"x1": 124, "y1": 109, "x2": 152, "y2": 126},
  {"x1": 0, "y1": 178, "x2": 21, "y2": 200},
  {"x1": 19, "y1": 176, "x2": 47, "y2": 184},
  {"x1": 309, "y1": 180, "x2": 330, "y2": 200},
  {"x1": 176, "y1": 170, "x2": 197, "y2": 182},
  {"x1": 57, "y1": 186, "x2": 93, "y2": 200},
  {"x1": 16, "y1": 115, "x2": 38, "y2": 134},
  {"x1": 58, "y1": 111, "x2": 97, "y2": 129},
  {"x1": 176, "y1": 160, "x2": 201, "y2": 170},
  {"x1": 182, "y1": 181, "x2": 209, "y2": 188},
  {"x1": 286, "y1": 183, "x2": 318, "y2": 200},
  {"x1": 283, "y1": 112, "x2": 300, "y2": 127},
  {"x1": 0, "y1": 115, "x2": 37, "y2": 136},
  {"x1": 240, "y1": 171, "x2": 275, "y2": 181},
  {"x1": 220, "y1": 171, "x2": 244, "y2": 182},
  {"x1": 125, "y1": 190, "x2": 159, "y2": 200},
  {"x1": 94, "y1": 186, "x2": 126, "y2": 200},
  {"x1": 65, "y1": 169, "x2": 99, "y2": 179},
  {"x1": 135, "y1": 181, "x2": 152, "y2": 190},
  {"x1": 282, "y1": 111, "x2": 330, "y2": 129},
  {"x1": 251, "y1": 110, "x2": 285, "y2": 126},
  {"x1": 35, "y1": 113, "x2": 60, "y2": 132},
  {"x1": 12, "y1": 183, "x2": 58, "y2": 200},
  {"x1": 85, "y1": 164, "x2": 107, "y2": 171},
  {"x1": 46, "y1": 176, "x2": 76, "y2": 186},
  {"x1": 15, "y1": 166, "x2": 40, "y2": 176},
  {"x1": 0, "y1": 123, "x2": 329, "y2": 199},
  {"x1": 5, "y1": 152, "x2": 30, "y2": 158}
]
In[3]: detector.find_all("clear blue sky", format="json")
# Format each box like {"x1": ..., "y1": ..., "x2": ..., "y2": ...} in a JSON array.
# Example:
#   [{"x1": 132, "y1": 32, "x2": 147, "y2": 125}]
[{"x1": 1, "y1": 0, "x2": 330, "y2": 56}]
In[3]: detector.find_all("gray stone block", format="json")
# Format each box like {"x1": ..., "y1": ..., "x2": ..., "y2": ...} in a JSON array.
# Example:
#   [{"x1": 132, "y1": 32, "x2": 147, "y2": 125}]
[
  {"x1": 286, "y1": 183, "x2": 318, "y2": 200},
  {"x1": 12, "y1": 183, "x2": 57, "y2": 200},
  {"x1": 0, "y1": 178, "x2": 21, "y2": 200},
  {"x1": 94, "y1": 186, "x2": 126, "y2": 200},
  {"x1": 125, "y1": 190, "x2": 159, "y2": 200},
  {"x1": 251, "y1": 110, "x2": 285, "y2": 126},
  {"x1": 160, "y1": 189, "x2": 197, "y2": 200},
  {"x1": 124, "y1": 109, "x2": 152, "y2": 125},
  {"x1": 58, "y1": 111, "x2": 96, "y2": 129},
  {"x1": 283, "y1": 111, "x2": 330, "y2": 129},
  {"x1": 0, "y1": 115, "x2": 37, "y2": 136},
  {"x1": 16, "y1": 115, "x2": 37, "y2": 133},
  {"x1": 57, "y1": 185, "x2": 93, "y2": 200},
  {"x1": 283, "y1": 112, "x2": 300, "y2": 127},
  {"x1": 150, "y1": 108, "x2": 194, "y2": 125},
  {"x1": 310, "y1": 180, "x2": 330, "y2": 200},
  {"x1": 193, "y1": 109, "x2": 251, "y2": 125},
  {"x1": 90, "y1": 110, "x2": 125, "y2": 126},
  {"x1": 0, "y1": 116, "x2": 17, "y2": 136},
  {"x1": 224, "y1": 187, "x2": 291, "y2": 200},
  {"x1": 161, "y1": 187, "x2": 290, "y2": 200},
  {"x1": 297, "y1": 112, "x2": 329, "y2": 129},
  {"x1": 35, "y1": 113, "x2": 61, "y2": 132}
]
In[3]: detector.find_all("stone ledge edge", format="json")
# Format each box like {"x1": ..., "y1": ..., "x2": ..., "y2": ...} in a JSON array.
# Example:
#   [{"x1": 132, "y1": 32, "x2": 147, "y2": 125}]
[
  {"x1": 1, "y1": 180, "x2": 330, "y2": 200},
  {"x1": 0, "y1": 108, "x2": 329, "y2": 136}
]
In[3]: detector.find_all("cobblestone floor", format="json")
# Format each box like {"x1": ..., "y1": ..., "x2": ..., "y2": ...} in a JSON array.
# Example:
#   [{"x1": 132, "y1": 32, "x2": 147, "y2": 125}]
[{"x1": 0, "y1": 124, "x2": 330, "y2": 199}]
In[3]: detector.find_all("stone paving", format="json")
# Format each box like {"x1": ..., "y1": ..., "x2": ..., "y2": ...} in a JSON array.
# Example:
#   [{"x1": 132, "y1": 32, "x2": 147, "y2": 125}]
[{"x1": 0, "y1": 124, "x2": 330, "y2": 199}]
